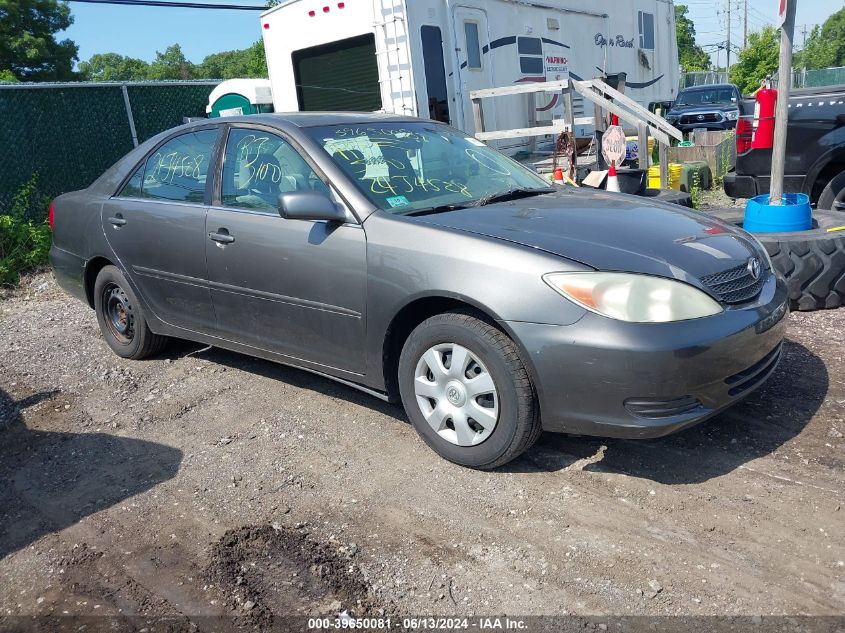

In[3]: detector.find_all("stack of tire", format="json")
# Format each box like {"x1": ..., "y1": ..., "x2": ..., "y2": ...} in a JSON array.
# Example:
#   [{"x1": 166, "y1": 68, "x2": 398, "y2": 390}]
[{"x1": 707, "y1": 179, "x2": 845, "y2": 311}]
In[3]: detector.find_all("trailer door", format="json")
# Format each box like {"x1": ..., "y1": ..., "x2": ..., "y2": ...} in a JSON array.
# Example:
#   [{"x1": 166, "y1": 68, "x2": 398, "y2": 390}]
[{"x1": 452, "y1": 6, "x2": 498, "y2": 136}]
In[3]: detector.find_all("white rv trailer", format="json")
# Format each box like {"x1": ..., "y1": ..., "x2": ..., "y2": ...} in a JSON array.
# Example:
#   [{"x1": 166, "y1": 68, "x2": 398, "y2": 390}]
[{"x1": 260, "y1": 0, "x2": 679, "y2": 151}]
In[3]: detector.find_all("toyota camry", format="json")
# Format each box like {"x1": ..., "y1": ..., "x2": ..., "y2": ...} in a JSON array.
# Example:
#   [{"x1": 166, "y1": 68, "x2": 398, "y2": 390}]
[{"x1": 49, "y1": 113, "x2": 788, "y2": 469}]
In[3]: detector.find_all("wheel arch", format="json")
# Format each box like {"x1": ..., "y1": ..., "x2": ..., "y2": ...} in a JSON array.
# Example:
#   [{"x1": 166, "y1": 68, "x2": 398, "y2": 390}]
[
  {"x1": 806, "y1": 146, "x2": 845, "y2": 203},
  {"x1": 83, "y1": 256, "x2": 116, "y2": 308},
  {"x1": 380, "y1": 293, "x2": 539, "y2": 404}
]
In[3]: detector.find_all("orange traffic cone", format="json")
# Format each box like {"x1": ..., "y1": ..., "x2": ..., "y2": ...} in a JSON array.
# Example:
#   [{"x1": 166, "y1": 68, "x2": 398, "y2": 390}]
[
  {"x1": 553, "y1": 167, "x2": 564, "y2": 184},
  {"x1": 606, "y1": 163, "x2": 620, "y2": 192}
]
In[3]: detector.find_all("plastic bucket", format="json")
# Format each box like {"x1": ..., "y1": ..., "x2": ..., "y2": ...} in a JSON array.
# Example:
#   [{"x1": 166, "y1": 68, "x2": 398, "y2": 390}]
[
  {"x1": 647, "y1": 165, "x2": 661, "y2": 189},
  {"x1": 743, "y1": 193, "x2": 812, "y2": 233}
]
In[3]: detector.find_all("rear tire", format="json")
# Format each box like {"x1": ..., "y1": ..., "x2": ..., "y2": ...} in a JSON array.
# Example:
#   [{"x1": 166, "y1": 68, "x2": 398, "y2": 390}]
[
  {"x1": 705, "y1": 208, "x2": 845, "y2": 311},
  {"x1": 818, "y1": 171, "x2": 845, "y2": 212},
  {"x1": 94, "y1": 265, "x2": 168, "y2": 360},
  {"x1": 398, "y1": 311, "x2": 540, "y2": 469}
]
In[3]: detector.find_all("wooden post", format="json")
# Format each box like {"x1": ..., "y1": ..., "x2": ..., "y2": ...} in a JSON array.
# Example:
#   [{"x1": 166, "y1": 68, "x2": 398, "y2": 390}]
[
  {"x1": 659, "y1": 142, "x2": 668, "y2": 190},
  {"x1": 471, "y1": 97, "x2": 484, "y2": 137},
  {"x1": 563, "y1": 83, "x2": 576, "y2": 177},
  {"x1": 526, "y1": 92, "x2": 537, "y2": 153},
  {"x1": 637, "y1": 123, "x2": 648, "y2": 171},
  {"x1": 769, "y1": 0, "x2": 796, "y2": 204}
]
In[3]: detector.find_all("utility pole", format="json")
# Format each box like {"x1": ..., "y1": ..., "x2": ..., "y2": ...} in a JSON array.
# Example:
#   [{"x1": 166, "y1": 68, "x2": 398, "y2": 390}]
[
  {"x1": 801, "y1": 24, "x2": 809, "y2": 48},
  {"x1": 770, "y1": 0, "x2": 796, "y2": 205},
  {"x1": 743, "y1": 0, "x2": 748, "y2": 48},
  {"x1": 726, "y1": 0, "x2": 732, "y2": 70}
]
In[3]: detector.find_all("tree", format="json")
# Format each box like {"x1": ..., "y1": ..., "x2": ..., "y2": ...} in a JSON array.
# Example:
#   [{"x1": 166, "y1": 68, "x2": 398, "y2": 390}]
[
  {"x1": 79, "y1": 53, "x2": 150, "y2": 81},
  {"x1": 675, "y1": 4, "x2": 711, "y2": 72},
  {"x1": 795, "y1": 8, "x2": 845, "y2": 70},
  {"x1": 198, "y1": 41, "x2": 266, "y2": 79},
  {"x1": 729, "y1": 26, "x2": 779, "y2": 94},
  {"x1": 147, "y1": 44, "x2": 195, "y2": 80},
  {"x1": 0, "y1": 0, "x2": 79, "y2": 81}
]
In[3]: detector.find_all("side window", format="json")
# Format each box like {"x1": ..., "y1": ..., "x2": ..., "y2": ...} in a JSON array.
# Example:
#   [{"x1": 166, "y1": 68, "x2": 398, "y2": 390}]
[
  {"x1": 638, "y1": 11, "x2": 655, "y2": 50},
  {"x1": 517, "y1": 37, "x2": 544, "y2": 75},
  {"x1": 464, "y1": 21, "x2": 482, "y2": 70},
  {"x1": 221, "y1": 128, "x2": 328, "y2": 213},
  {"x1": 120, "y1": 164, "x2": 144, "y2": 198},
  {"x1": 136, "y1": 129, "x2": 217, "y2": 203}
]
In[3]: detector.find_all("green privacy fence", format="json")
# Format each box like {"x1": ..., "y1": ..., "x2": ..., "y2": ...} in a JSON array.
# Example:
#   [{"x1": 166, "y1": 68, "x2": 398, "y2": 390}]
[
  {"x1": 0, "y1": 80, "x2": 220, "y2": 219},
  {"x1": 793, "y1": 67, "x2": 845, "y2": 89}
]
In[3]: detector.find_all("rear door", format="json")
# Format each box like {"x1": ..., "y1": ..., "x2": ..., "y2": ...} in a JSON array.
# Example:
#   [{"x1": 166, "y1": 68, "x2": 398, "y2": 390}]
[
  {"x1": 204, "y1": 125, "x2": 367, "y2": 374},
  {"x1": 102, "y1": 126, "x2": 221, "y2": 334},
  {"x1": 452, "y1": 6, "x2": 498, "y2": 136}
]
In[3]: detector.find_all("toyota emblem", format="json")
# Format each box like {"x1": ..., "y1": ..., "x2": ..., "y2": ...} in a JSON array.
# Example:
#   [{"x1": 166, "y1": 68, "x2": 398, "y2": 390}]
[
  {"x1": 747, "y1": 257, "x2": 761, "y2": 280},
  {"x1": 697, "y1": 114, "x2": 705, "y2": 121}
]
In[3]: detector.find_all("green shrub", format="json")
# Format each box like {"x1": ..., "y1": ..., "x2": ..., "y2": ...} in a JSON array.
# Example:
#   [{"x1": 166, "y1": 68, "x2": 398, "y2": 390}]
[{"x1": 0, "y1": 174, "x2": 52, "y2": 286}]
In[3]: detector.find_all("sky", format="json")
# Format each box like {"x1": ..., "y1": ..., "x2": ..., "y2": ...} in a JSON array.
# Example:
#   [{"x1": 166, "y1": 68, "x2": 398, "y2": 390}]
[
  {"x1": 679, "y1": 0, "x2": 842, "y2": 67},
  {"x1": 63, "y1": 1, "x2": 268, "y2": 63},
  {"x1": 61, "y1": 0, "x2": 842, "y2": 65}
]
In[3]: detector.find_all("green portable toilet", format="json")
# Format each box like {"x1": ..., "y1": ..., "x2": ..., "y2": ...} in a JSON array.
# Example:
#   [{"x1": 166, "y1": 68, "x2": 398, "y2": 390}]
[{"x1": 207, "y1": 79, "x2": 274, "y2": 117}]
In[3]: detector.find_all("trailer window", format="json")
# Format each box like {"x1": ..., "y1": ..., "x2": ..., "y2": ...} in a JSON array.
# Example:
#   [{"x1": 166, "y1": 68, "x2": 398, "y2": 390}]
[
  {"x1": 464, "y1": 22, "x2": 482, "y2": 70},
  {"x1": 292, "y1": 34, "x2": 381, "y2": 111},
  {"x1": 421, "y1": 26, "x2": 451, "y2": 124},
  {"x1": 517, "y1": 37, "x2": 544, "y2": 75},
  {"x1": 638, "y1": 11, "x2": 655, "y2": 50}
]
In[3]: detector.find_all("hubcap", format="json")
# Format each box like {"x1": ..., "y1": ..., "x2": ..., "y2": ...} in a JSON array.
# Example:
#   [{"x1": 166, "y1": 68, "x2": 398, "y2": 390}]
[
  {"x1": 413, "y1": 343, "x2": 499, "y2": 447},
  {"x1": 103, "y1": 282, "x2": 135, "y2": 344}
]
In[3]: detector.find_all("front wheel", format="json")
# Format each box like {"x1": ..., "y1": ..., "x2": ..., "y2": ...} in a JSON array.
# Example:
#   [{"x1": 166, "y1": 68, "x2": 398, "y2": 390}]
[
  {"x1": 398, "y1": 312, "x2": 540, "y2": 469},
  {"x1": 93, "y1": 265, "x2": 168, "y2": 360}
]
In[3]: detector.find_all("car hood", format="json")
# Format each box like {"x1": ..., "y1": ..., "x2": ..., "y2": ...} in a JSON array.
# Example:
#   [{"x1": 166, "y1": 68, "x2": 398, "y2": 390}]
[
  {"x1": 669, "y1": 104, "x2": 737, "y2": 116},
  {"x1": 412, "y1": 190, "x2": 760, "y2": 284}
]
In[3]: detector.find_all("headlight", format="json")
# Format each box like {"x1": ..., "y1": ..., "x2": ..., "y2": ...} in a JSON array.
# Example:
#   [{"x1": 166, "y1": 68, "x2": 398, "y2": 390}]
[
  {"x1": 543, "y1": 272, "x2": 723, "y2": 322},
  {"x1": 665, "y1": 115, "x2": 678, "y2": 123},
  {"x1": 725, "y1": 110, "x2": 740, "y2": 121}
]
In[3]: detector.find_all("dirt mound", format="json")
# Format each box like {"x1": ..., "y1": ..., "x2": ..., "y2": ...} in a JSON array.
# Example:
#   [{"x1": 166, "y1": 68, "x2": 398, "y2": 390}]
[{"x1": 206, "y1": 524, "x2": 384, "y2": 630}]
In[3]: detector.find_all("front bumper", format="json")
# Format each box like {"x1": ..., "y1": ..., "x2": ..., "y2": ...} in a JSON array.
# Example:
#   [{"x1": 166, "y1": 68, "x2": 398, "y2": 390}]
[
  {"x1": 671, "y1": 119, "x2": 737, "y2": 133},
  {"x1": 505, "y1": 273, "x2": 788, "y2": 439}
]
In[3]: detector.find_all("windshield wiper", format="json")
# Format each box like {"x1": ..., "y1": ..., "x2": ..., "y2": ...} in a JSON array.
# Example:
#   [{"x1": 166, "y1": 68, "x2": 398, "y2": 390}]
[
  {"x1": 401, "y1": 202, "x2": 474, "y2": 217},
  {"x1": 470, "y1": 187, "x2": 554, "y2": 208},
  {"x1": 399, "y1": 187, "x2": 553, "y2": 217}
]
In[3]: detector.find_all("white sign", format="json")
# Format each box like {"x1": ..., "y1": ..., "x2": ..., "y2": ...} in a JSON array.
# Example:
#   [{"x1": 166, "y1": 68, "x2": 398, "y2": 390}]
[
  {"x1": 219, "y1": 106, "x2": 245, "y2": 117},
  {"x1": 545, "y1": 55, "x2": 570, "y2": 92},
  {"x1": 602, "y1": 125, "x2": 627, "y2": 165},
  {"x1": 776, "y1": 0, "x2": 787, "y2": 27}
]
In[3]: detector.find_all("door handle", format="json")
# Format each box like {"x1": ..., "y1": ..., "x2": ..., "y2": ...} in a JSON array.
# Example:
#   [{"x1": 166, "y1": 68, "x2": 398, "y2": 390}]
[
  {"x1": 208, "y1": 231, "x2": 235, "y2": 244},
  {"x1": 108, "y1": 215, "x2": 126, "y2": 227}
]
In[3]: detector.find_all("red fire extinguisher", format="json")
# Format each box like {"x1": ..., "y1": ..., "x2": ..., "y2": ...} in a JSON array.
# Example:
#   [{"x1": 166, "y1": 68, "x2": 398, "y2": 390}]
[{"x1": 752, "y1": 82, "x2": 777, "y2": 150}]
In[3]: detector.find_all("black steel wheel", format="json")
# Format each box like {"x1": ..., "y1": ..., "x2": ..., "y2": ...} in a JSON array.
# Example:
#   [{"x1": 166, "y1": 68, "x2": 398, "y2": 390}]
[{"x1": 93, "y1": 265, "x2": 168, "y2": 359}]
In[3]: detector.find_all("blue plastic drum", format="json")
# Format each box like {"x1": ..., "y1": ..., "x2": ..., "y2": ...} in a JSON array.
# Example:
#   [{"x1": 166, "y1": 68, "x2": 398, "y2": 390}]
[{"x1": 743, "y1": 193, "x2": 812, "y2": 233}]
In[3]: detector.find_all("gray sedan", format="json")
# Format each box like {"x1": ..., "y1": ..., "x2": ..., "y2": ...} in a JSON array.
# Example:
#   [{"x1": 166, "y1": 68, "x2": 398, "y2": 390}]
[{"x1": 50, "y1": 113, "x2": 788, "y2": 469}]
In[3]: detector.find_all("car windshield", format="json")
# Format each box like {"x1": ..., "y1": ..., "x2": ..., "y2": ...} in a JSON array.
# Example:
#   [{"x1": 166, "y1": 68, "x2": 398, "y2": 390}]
[
  {"x1": 304, "y1": 123, "x2": 552, "y2": 215},
  {"x1": 675, "y1": 88, "x2": 737, "y2": 106}
]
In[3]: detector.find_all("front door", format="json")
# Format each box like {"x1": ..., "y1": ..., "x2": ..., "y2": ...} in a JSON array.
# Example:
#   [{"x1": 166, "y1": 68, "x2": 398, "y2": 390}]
[
  {"x1": 452, "y1": 6, "x2": 498, "y2": 136},
  {"x1": 101, "y1": 127, "x2": 220, "y2": 334},
  {"x1": 204, "y1": 126, "x2": 367, "y2": 375}
]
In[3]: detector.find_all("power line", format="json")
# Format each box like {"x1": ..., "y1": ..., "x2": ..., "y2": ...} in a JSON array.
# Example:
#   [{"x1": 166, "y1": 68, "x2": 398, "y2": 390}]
[{"x1": 66, "y1": 0, "x2": 265, "y2": 10}]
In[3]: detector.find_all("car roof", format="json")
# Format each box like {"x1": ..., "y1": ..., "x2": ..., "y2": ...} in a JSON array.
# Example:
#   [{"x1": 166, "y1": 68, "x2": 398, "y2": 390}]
[
  {"x1": 680, "y1": 84, "x2": 737, "y2": 91},
  {"x1": 179, "y1": 111, "x2": 423, "y2": 132}
]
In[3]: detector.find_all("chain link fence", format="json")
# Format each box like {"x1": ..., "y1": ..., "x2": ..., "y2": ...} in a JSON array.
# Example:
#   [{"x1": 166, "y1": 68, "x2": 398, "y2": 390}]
[{"x1": 0, "y1": 81, "x2": 220, "y2": 219}]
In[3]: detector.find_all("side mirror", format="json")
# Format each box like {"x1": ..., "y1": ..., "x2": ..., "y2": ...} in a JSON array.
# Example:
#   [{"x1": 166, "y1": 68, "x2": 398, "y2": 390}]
[{"x1": 277, "y1": 191, "x2": 348, "y2": 223}]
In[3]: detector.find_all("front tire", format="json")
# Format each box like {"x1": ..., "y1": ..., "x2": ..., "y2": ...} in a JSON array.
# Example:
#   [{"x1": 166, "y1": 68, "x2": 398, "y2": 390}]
[
  {"x1": 398, "y1": 312, "x2": 540, "y2": 469},
  {"x1": 93, "y1": 265, "x2": 168, "y2": 360}
]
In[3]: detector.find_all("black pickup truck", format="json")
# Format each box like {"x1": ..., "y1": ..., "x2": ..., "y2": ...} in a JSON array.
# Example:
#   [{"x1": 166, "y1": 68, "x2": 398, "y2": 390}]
[{"x1": 724, "y1": 84, "x2": 845, "y2": 209}]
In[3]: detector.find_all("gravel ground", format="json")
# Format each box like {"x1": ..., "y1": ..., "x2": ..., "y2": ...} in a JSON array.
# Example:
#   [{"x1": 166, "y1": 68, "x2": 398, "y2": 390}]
[{"x1": 0, "y1": 271, "x2": 843, "y2": 629}]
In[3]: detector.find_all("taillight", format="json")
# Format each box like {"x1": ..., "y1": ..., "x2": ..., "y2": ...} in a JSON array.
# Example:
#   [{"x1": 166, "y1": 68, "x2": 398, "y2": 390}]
[
  {"x1": 48, "y1": 200, "x2": 55, "y2": 231},
  {"x1": 736, "y1": 116, "x2": 753, "y2": 154}
]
